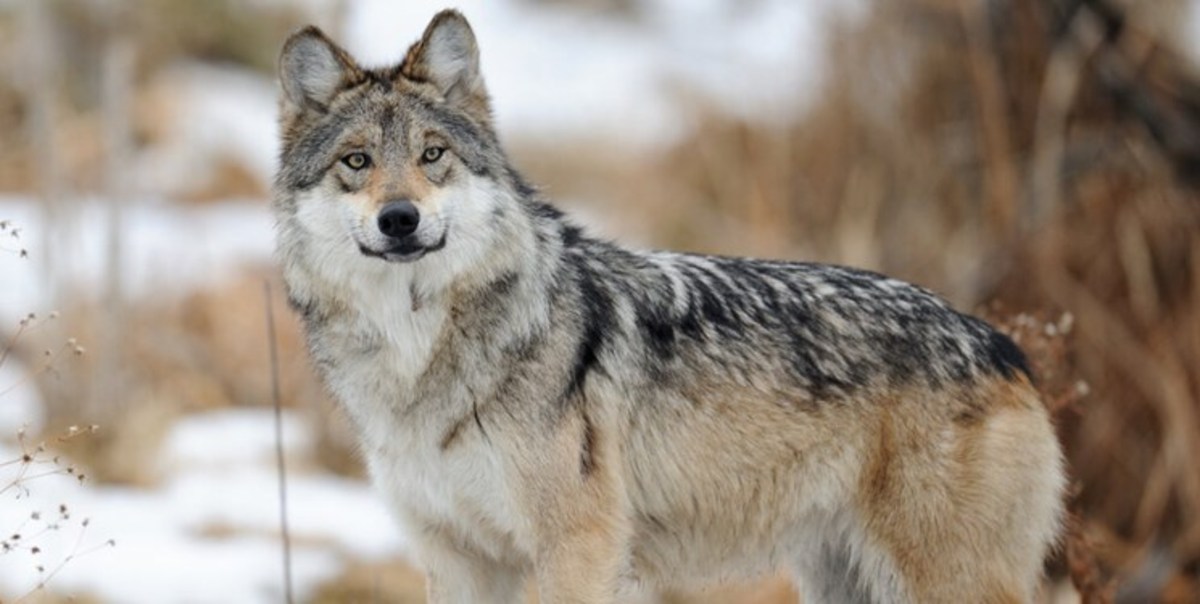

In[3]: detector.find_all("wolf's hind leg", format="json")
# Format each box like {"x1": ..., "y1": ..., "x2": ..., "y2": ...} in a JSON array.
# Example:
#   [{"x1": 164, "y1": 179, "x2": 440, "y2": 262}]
[
  {"x1": 790, "y1": 513, "x2": 908, "y2": 604},
  {"x1": 855, "y1": 392, "x2": 1065, "y2": 603},
  {"x1": 791, "y1": 537, "x2": 878, "y2": 604}
]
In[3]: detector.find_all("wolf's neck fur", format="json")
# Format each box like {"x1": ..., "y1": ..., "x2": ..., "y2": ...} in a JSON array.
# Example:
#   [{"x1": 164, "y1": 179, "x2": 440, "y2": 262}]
[{"x1": 283, "y1": 191, "x2": 559, "y2": 421}]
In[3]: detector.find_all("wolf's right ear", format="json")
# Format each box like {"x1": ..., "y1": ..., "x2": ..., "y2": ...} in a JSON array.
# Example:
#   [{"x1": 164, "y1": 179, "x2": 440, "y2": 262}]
[{"x1": 279, "y1": 27, "x2": 360, "y2": 109}]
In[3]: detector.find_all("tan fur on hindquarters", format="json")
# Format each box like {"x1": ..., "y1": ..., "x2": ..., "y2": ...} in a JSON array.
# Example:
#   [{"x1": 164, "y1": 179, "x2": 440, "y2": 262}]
[{"x1": 855, "y1": 378, "x2": 1063, "y2": 603}]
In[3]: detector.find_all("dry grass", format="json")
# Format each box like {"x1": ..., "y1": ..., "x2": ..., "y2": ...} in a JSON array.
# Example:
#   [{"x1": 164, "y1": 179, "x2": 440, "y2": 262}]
[
  {"x1": 306, "y1": 558, "x2": 798, "y2": 604},
  {"x1": 15, "y1": 268, "x2": 361, "y2": 485},
  {"x1": 0, "y1": 376, "x2": 113, "y2": 602},
  {"x1": 0, "y1": 0, "x2": 308, "y2": 195},
  {"x1": 307, "y1": 557, "x2": 428, "y2": 604}
]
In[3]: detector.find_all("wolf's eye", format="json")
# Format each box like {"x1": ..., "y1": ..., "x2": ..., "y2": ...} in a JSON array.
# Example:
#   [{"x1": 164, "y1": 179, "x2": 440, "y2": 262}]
[
  {"x1": 421, "y1": 146, "x2": 445, "y2": 164},
  {"x1": 342, "y1": 152, "x2": 371, "y2": 170}
]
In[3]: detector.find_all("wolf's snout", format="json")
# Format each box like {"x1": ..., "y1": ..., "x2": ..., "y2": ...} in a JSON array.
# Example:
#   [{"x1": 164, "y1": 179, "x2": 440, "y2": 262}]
[{"x1": 378, "y1": 200, "x2": 420, "y2": 238}]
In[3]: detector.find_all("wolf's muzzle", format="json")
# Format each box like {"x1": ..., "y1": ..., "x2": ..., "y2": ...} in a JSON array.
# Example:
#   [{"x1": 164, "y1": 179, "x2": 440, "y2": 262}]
[
  {"x1": 357, "y1": 205, "x2": 451, "y2": 264},
  {"x1": 377, "y1": 200, "x2": 420, "y2": 239}
]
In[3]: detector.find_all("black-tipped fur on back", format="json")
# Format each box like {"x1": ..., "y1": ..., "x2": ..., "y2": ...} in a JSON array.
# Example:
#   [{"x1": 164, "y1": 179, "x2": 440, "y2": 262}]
[{"x1": 546, "y1": 222, "x2": 1031, "y2": 410}]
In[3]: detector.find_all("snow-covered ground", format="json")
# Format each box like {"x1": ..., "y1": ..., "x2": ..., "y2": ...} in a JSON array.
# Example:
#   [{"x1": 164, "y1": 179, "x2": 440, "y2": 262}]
[
  {"x1": 0, "y1": 197, "x2": 274, "y2": 323},
  {"x1": 0, "y1": 357, "x2": 41, "y2": 436},
  {"x1": 0, "y1": 408, "x2": 404, "y2": 603}
]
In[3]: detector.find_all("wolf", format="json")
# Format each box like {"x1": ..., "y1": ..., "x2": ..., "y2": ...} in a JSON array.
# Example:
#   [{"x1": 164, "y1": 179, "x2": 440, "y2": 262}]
[{"x1": 273, "y1": 10, "x2": 1065, "y2": 604}]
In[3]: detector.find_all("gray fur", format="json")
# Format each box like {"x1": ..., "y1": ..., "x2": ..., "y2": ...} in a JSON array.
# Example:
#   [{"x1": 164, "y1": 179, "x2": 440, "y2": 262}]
[
  {"x1": 279, "y1": 27, "x2": 358, "y2": 108},
  {"x1": 274, "y1": 11, "x2": 1064, "y2": 604}
]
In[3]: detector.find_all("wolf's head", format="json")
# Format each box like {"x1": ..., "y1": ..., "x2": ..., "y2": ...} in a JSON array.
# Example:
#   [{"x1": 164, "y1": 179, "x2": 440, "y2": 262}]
[{"x1": 275, "y1": 11, "x2": 521, "y2": 279}]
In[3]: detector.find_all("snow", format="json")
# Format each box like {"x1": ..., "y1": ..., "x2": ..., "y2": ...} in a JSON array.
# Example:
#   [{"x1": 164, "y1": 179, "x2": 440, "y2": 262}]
[
  {"x1": 0, "y1": 409, "x2": 405, "y2": 603},
  {"x1": 0, "y1": 357, "x2": 43, "y2": 435},
  {"x1": 139, "y1": 65, "x2": 281, "y2": 199},
  {"x1": 0, "y1": 197, "x2": 274, "y2": 323},
  {"x1": 162, "y1": 407, "x2": 310, "y2": 469}
]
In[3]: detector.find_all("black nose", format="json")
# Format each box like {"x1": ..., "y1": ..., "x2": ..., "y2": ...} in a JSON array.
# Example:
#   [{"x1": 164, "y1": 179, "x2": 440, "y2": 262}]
[{"x1": 377, "y1": 200, "x2": 420, "y2": 238}]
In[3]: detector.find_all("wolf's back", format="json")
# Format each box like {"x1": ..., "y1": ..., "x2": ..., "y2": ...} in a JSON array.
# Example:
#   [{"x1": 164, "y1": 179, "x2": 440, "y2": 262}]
[{"x1": 555, "y1": 233, "x2": 1030, "y2": 411}]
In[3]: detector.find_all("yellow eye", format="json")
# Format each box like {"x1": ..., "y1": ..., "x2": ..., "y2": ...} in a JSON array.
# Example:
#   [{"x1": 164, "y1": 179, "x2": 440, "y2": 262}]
[
  {"x1": 422, "y1": 146, "x2": 445, "y2": 163},
  {"x1": 342, "y1": 152, "x2": 370, "y2": 170}
]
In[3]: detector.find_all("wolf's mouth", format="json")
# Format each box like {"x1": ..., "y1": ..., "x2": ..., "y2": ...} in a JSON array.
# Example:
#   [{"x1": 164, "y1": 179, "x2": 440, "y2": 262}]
[{"x1": 357, "y1": 231, "x2": 448, "y2": 264}]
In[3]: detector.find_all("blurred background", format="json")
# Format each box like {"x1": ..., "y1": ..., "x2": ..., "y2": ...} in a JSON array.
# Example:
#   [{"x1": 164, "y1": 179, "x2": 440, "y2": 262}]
[{"x1": 0, "y1": 0, "x2": 1198, "y2": 602}]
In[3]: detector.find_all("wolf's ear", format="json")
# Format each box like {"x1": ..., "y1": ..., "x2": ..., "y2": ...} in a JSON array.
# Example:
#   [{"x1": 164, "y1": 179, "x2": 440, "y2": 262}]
[
  {"x1": 401, "y1": 10, "x2": 489, "y2": 120},
  {"x1": 279, "y1": 26, "x2": 360, "y2": 109}
]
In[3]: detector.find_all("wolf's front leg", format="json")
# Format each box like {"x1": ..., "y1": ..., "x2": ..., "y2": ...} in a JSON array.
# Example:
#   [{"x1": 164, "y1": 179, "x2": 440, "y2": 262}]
[
  {"x1": 417, "y1": 533, "x2": 526, "y2": 604},
  {"x1": 518, "y1": 408, "x2": 629, "y2": 604},
  {"x1": 533, "y1": 520, "x2": 625, "y2": 604}
]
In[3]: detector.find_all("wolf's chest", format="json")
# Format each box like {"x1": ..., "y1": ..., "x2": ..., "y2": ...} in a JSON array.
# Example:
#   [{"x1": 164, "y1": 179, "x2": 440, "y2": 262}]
[
  {"x1": 310, "y1": 305, "x2": 528, "y2": 557},
  {"x1": 361, "y1": 412, "x2": 527, "y2": 561},
  {"x1": 307, "y1": 288, "x2": 446, "y2": 418}
]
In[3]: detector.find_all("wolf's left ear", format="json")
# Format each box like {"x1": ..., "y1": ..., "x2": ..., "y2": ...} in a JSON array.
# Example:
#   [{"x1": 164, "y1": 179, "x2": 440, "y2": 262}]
[
  {"x1": 279, "y1": 26, "x2": 361, "y2": 110},
  {"x1": 401, "y1": 10, "x2": 490, "y2": 121}
]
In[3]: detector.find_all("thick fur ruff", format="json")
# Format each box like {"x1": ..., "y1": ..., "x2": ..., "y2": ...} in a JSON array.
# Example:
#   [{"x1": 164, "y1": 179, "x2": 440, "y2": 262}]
[{"x1": 273, "y1": 11, "x2": 1066, "y2": 603}]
